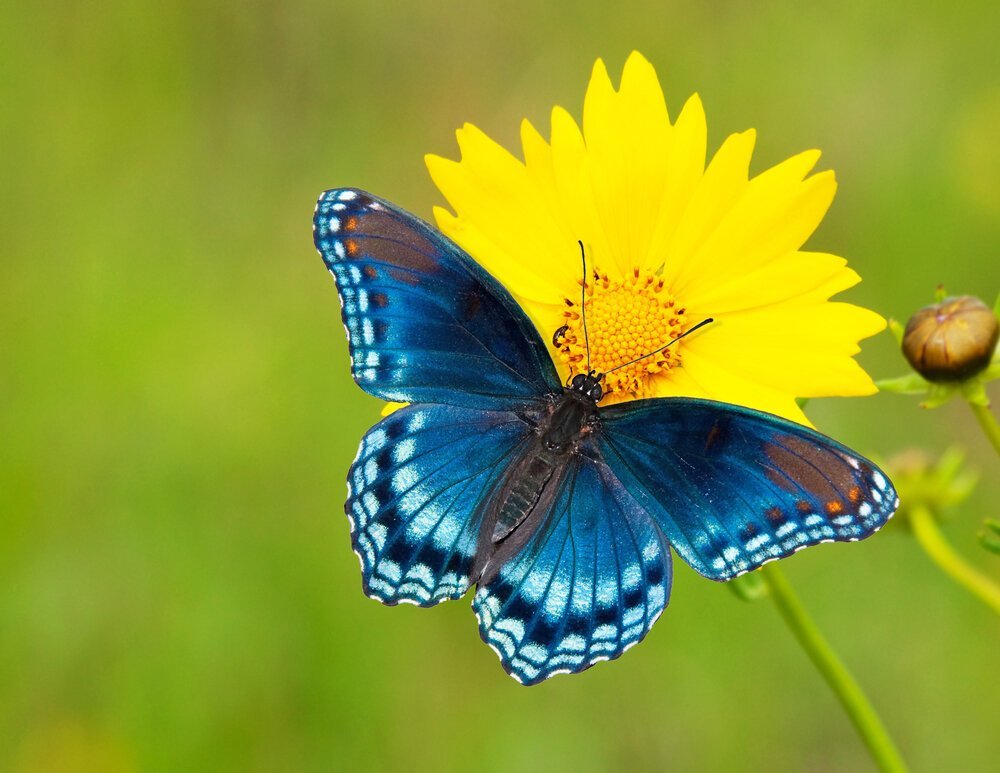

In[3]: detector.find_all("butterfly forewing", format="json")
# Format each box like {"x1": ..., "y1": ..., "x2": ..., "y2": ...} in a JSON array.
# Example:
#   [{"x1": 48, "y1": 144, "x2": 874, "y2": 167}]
[
  {"x1": 313, "y1": 189, "x2": 560, "y2": 410},
  {"x1": 599, "y1": 398, "x2": 899, "y2": 580}
]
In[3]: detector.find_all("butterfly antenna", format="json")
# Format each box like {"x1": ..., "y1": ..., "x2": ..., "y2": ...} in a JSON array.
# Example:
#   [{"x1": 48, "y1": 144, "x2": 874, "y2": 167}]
[
  {"x1": 604, "y1": 317, "x2": 715, "y2": 375},
  {"x1": 578, "y1": 240, "x2": 591, "y2": 373}
]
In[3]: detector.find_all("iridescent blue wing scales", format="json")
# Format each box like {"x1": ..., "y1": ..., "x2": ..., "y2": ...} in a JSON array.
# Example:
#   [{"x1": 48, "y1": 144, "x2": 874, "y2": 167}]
[
  {"x1": 313, "y1": 189, "x2": 560, "y2": 409},
  {"x1": 599, "y1": 398, "x2": 899, "y2": 580},
  {"x1": 349, "y1": 403, "x2": 533, "y2": 606},
  {"x1": 473, "y1": 451, "x2": 671, "y2": 685}
]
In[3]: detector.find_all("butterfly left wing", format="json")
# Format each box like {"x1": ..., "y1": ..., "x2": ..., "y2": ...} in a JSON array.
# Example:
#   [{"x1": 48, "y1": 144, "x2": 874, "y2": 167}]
[
  {"x1": 313, "y1": 189, "x2": 561, "y2": 410},
  {"x1": 473, "y1": 452, "x2": 672, "y2": 685},
  {"x1": 598, "y1": 398, "x2": 898, "y2": 581},
  {"x1": 348, "y1": 402, "x2": 535, "y2": 607}
]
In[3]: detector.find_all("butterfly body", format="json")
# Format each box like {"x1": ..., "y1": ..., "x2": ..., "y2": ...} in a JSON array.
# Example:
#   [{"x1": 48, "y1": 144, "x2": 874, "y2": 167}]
[
  {"x1": 474, "y1": 375, "x2": 602, "y2": 583},
  {"x1": 313, "y1": 187, "x2": 899, "y2": 685}
]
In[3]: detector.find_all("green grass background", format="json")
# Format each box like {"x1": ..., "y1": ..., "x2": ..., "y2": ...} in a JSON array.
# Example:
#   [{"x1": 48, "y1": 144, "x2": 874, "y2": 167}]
[{"x1": 2, "y1": 2, "x2": 998, "y2": 771}]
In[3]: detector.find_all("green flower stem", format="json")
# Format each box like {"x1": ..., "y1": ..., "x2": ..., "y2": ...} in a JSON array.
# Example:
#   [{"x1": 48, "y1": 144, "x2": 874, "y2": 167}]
[
  {"x1": 909, "y1": 504, "x2": 1000, "y2": 615},
  {"x1": 968, "y1": 401, "x2": 1000, "y2": 458},
  {"x1": 759, "y1": 564, "x2": 908, "y2": 773}
]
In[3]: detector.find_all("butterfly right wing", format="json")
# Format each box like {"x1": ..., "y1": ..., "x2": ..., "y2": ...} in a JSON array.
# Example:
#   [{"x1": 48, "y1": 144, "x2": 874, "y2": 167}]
[
  {"x1": 313, "y1": 189, "x2": 561, "y2": 410},
  {"x1": 598, "y1": 398, "x2": 898, "y2": 581},
  {"x1": 348, "y1": 402, "x2": 536, "y2": 606}
]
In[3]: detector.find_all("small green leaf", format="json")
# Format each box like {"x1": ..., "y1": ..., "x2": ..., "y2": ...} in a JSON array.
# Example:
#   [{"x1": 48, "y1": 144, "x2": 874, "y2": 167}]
[
  {"x1": 978, "y1": 520, "x2": 1000, "y2": 555},
  {"x1": 980, "y1": 361, "x2": 1000, "y2": 382},
  {"x1": 887, "y1": 318, "x2": 905, "y2": 346},
  {"x1": 876, "y1": 373, "x2": 929, "y2": 395}
]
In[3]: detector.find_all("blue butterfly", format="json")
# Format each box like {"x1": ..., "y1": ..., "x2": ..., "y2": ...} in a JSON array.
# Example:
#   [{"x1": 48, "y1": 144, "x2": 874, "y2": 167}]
[{"x1": 313, "y1": 188, "x2": 898, "y2": 686}]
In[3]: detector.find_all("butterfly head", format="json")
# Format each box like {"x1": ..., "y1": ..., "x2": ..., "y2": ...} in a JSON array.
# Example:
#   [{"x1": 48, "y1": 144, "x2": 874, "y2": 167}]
[{"x1": 569, "y1": 371, "x2": 604, "y2": 403}]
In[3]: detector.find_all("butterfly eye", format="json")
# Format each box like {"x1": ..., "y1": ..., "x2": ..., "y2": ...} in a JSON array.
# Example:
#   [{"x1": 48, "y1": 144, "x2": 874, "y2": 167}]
[
  {"x1": 588, "y1": 383, "x2": 603, "y2": 401},
  {"x1": 571, "y1": 374, "x2": 587, "y2": 389}
]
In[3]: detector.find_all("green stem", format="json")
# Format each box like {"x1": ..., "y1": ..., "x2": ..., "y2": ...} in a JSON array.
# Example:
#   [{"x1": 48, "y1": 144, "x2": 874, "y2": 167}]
[
  {"x1": 909, "y1": 504, "x2": 1000, "y2": 615},
  {"x1": 759, "y1": 564, "x2": 909, "y2": 773},
  {"x1": 968, "y1": 401, "x2": 1000, "y2": 458}
]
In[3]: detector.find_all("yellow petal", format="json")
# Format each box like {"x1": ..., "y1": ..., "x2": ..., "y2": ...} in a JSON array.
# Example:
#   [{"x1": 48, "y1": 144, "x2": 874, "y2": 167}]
[
  {"x1": 426, "y1": 125, "x2": 576, "y2": 301},
  {"x1": 686, "y1": 302, "x2": 885, "y2": 396},
  {"x1": 519, "y1": 119, "x2": 565, "y2": 229},
  {"x1": 671, "y1": 347, "x2": 813, "y2": 425},
  {"x1": 683, "y1": 251, "x2": 860, "y2": 314},
  {"x1": 549, "y1": 105, "x2": 615, "y2": 276},
  {"x1": 659, "y1": 128, "x2": 755, "y2": 286},
  {"x1": 671, "y1": 165, "x2": 837, "y2": 300},
  {"x1": 643, "y1": 93, "x2": 707, "y2": 274},
  {"x1": 581, "y1": 53, "x2": 676, "y2": 277}
]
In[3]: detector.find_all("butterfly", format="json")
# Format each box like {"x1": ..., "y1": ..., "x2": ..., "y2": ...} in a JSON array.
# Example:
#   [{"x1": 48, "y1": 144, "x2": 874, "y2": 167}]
[{"x1": 312, "y1": 188, "x2": 898, "y2": 686}]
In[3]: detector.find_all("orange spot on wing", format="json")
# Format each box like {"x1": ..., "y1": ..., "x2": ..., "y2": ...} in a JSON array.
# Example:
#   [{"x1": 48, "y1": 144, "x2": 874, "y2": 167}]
[
  {"x1": 765, "y1": 506, "x2": 785, "y2": 523},
  {"x1": 824, "y1": 500, "x2": 844, "y2": 516},
  {"x1": 796, "y1": 500, "x2": 812, "y2": 513},
  {"x1": 848, "y1": 486, "x2": 862, "y2": 503},
  {"x1": 345, "y1": 216, "x2": 358, "y2": 231},
  {"x1": 345, "y1": 239, "x2": 359, "y2": 257}
]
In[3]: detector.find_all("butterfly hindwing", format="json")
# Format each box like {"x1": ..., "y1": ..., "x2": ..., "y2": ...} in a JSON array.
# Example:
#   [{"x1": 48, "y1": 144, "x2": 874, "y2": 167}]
[
  {"x1": 313, "y1": 189, "x2": 561, "y2": 409},
  {"x1": 599, "y1": 398, "x2": 898, "y2": 581},
  {"x1": 348, "y1": 403, "x2": 534, "y2": 606},
  {"x1": 473, "y1": 451, "x2": 672, "y2": 685}
]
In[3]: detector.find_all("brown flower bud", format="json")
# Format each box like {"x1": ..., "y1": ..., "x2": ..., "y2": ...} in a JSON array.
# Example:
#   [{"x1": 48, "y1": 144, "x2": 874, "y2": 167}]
[{"x1": 902, "y1": 295, "x2": 998, "y2": 382}]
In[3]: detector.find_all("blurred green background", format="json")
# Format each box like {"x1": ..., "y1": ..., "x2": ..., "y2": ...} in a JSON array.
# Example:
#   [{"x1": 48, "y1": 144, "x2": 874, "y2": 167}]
[{"x1": 2, "y1": 2, "x2": 998, "y2": 771}]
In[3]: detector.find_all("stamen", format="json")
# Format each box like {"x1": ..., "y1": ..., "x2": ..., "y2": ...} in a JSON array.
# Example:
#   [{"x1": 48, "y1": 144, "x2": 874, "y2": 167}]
[{"x1": 552, "y1": 265, "x2": 689, "y2": 401}]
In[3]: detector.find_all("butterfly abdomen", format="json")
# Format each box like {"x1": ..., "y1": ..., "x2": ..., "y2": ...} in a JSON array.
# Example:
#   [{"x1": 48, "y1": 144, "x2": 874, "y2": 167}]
[
  {"x1": 472, "y1": 442, "x2": 572, "y2": 585},
  {"x1": 472, "y1": 389, "x2": 599, "y2": 583},
  {"x1": 492, "y1": 453, "x2": 560, "y2": 542}
]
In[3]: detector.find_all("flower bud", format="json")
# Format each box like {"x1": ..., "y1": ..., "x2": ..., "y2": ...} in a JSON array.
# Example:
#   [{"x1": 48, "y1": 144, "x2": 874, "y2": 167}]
[{"x1": 902, "y1": 295, "x2": 998, "y2": 382}]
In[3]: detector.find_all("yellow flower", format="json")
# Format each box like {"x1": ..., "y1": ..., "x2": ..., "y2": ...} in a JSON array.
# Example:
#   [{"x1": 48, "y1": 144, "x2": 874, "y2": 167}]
[{"x1": 426, "y1": 51, "x2": 885, "y2": 426}]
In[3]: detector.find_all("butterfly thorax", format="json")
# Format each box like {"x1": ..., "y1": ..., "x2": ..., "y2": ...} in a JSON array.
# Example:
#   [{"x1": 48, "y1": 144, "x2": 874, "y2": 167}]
[{"x1": 541, "y1": 380, "x2": 601, "y2": 452}]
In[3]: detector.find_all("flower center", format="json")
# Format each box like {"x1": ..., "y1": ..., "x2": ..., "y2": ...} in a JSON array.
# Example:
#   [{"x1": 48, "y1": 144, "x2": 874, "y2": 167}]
[{"x1": 554, "y1": 266, "x2": 688, "y2": 401}]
